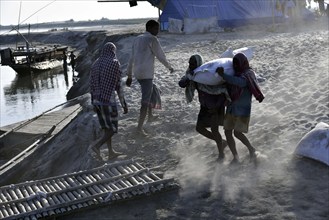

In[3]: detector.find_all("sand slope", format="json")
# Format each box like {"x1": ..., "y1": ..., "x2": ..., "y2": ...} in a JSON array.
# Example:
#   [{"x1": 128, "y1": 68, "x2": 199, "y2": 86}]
[{"x1": 2, "y1": 18, "x2": 329, "y2": 219}]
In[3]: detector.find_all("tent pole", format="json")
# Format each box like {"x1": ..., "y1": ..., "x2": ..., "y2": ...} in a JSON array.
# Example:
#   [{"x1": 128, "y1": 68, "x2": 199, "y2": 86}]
[
  {"x1": 295, "y1": 0, "x2": 300, "y2": 24},
  {"x1": 158, "y1": 7, "x2": 162, "y2": 30},
  {"x1": 272, "y1": 0, "x2": 276, "y2": 31}
]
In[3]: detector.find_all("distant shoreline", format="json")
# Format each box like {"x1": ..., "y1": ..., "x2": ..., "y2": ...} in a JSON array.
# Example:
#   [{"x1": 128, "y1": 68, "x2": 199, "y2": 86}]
[{"x1": 0, "y1": 17, "x2": 155, "y2": 32}]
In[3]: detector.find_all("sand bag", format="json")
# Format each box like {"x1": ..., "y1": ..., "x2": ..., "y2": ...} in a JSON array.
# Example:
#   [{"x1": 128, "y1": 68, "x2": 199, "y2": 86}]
[
  {"x1": 219, "y1": 48, "x2": 234, "y2": 58},
  {"x1": 220, "y1": 47, "x2": 254, "y2": 61},
  {"x1": 193, "y1": 47, "x2": 254, "y2": 85},
  {"x1": 192, "y1": 58, "x2": 234, "y2": 85},
  {"x1": 233, "y1": 47, "x2": 254, "y2": 60},
  {"x1": 294, "y1": 122, "x2": 329, "y2": 166}
]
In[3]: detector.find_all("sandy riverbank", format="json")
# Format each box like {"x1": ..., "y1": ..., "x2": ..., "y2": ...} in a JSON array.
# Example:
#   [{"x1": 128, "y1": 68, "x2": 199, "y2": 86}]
[{"x1": 1, "y1": 17, "x2": 329, "y2": 219}]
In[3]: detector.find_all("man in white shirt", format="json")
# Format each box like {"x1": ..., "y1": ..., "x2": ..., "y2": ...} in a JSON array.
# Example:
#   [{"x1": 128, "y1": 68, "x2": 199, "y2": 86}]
[{"x1": 126, "y1": 19, "x2": 174, "y2": 136}]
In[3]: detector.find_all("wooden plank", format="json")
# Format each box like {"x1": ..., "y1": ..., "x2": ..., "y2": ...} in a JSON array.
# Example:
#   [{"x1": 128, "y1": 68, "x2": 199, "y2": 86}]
[
  {"x1": 15, "y1": 105, "x2": 81, "y2": 135},
  {"x1": 0, "y1": 95, "x2": 84, "y2": 136}
]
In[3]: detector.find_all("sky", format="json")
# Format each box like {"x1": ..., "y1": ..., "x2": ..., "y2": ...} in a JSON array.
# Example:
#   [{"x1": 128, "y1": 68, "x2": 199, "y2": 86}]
[{"x1": 0, "y1": 0, "x2": 159, "y2": 26}]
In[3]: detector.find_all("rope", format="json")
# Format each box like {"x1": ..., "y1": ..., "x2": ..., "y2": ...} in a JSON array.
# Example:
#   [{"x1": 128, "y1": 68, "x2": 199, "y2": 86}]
[
  {"x1": 18, "y1": 0, "x2": 57, "y2": 26},
  {"x1": 0, "y1": 0, "x2": 57, "y2": 36}
]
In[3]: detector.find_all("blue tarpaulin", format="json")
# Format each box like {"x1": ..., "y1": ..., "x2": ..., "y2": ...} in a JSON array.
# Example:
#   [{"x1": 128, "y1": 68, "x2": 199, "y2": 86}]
[
  {"x1": 158, "y1": 0, "x2": 283, "y2": 29},
  {"x1": 146, "y1": 0, "x2": 313, "y2": 30}
]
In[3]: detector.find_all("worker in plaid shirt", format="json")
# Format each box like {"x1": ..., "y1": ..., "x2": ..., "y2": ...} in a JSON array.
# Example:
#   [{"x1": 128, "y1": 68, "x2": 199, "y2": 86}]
[{"x1": 89, "y1": 42, "x2": 128, "y2": 160}]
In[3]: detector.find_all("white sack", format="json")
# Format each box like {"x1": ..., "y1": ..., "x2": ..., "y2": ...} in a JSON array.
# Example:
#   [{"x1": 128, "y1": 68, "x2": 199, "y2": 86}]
[
  {"x1": 294, "y1": 122, "x2": 329, "y2": 166},
  {"x1": 220, "y1": 47, "x2": 254, "y2": 61},
  {"x1": 193, "y1": 47, "x2": 255, "y2": 85},
  {"x1": 233, "y1": 47, "x2": 254, "y2": 60},
  {"x1": 192, "y1": 58, "x2": 234, "y2": 85},
  {"x1": 219, "y1": 48, "x2": 234, "y2": 58}
]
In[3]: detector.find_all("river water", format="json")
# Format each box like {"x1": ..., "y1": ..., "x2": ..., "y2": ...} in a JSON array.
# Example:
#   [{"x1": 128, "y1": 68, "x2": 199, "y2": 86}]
[
  {"x1": 0, "y1": 24, "x2": 130, "y2": 127},
  {"x1": 0, "y1": 64, "x2": 77, "y2": 127}
]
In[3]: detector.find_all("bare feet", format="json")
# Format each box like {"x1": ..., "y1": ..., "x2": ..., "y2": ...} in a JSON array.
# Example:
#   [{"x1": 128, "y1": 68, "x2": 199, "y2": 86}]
[
  {"x1": 229, "y1": 155, "x2": 240, "y2": 166},
  {"x1": 90, "y1": 145, "x2": 102, "y2": 160},
  {"x1": 229, "y1": 158, "x2": 240, "y2": 166},
  {"x1": 108, "y1": 151, "x2": 123, "y2": 160},
  {"x1": 249, "y1": 150, "x2": 259, "y2": 166},
  {"x1": 91, "y1": 145, "x2": 99, "y2": 155},
  {"x1": 136, "y1": 128, "x2": 148, "y2": 137},
  {"x1": 249, "y1": 149, "x2": 258, "y2": 161},
  {"x1": 218, "y1": 152, "x2": 225, "y2": 163}
]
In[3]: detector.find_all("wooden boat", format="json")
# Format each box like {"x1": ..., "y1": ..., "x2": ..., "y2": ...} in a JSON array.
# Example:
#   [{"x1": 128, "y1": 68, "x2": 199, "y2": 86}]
[{"x1": 0, "y1": 43, "x2": 68, "y2": 75}]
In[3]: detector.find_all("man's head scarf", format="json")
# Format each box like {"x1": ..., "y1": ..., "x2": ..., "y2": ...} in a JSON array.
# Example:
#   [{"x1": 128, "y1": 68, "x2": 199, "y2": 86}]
[
  {"x1": 191, "y1": 54, "x2": 203, "y2": 68},
  {"x1": 229, "y1": 53, "x2": 264, "y2": 103},
  {"x1": 101, "y1": 42, "x2": 116, "y2": 59},
  {"x1": 233, "y1": 52, "x2": 250, "y2": 75}
]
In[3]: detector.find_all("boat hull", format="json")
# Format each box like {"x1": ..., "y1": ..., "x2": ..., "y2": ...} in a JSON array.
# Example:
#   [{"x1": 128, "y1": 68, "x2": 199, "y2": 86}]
[
  {"x1": 1, "y1": 45, "x2": 68, "y2": 75},
  {"x1": 10, "y1": 59, "x2": 63, "y2": 75}
]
